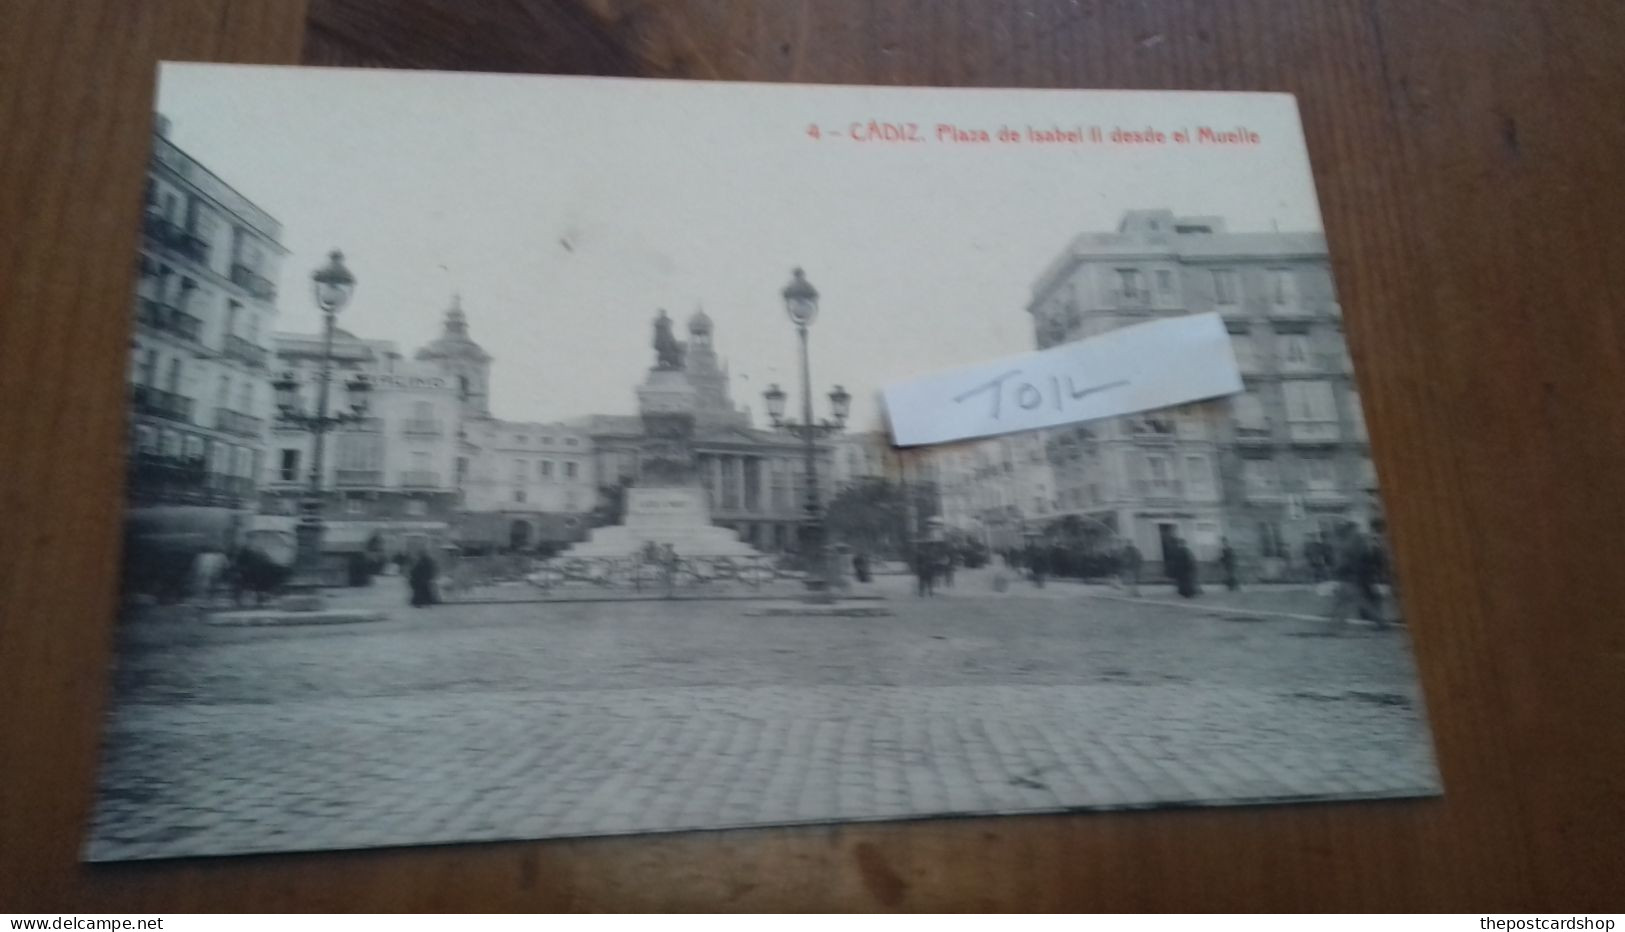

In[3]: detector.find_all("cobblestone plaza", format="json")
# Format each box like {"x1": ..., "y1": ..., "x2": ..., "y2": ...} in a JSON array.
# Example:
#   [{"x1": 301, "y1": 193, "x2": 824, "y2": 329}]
[{"x1": 86, "y1": 572, "x2": 1438, "y2": 861}]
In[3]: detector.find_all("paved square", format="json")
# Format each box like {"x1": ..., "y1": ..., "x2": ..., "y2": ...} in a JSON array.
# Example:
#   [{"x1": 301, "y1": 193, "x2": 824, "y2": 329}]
[{"x1": 86, "y1": 569, "x2": 1438, "y2": 860}]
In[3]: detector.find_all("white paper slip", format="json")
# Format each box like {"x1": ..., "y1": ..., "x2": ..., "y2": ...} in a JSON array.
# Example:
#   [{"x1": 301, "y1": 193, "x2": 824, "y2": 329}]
[{"x1": 882, "y1": 312, "x2": 1242, "y2": 446}]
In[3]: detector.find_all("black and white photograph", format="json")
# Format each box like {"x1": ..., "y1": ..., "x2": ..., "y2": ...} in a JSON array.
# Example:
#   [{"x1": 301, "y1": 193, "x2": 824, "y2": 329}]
[{"x1": 91, "y1": 65, "x2": 1440, "y2": 862}]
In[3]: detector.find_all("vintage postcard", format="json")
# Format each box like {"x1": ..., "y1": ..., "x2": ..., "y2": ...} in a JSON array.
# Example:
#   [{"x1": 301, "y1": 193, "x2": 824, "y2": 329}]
[{"x1": 90, "y1": 65, "x2": 1438, "y2": 860}]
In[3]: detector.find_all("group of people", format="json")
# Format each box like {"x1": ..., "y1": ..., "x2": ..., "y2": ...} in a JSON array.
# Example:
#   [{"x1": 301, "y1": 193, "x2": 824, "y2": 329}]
[{"x1": 394, "y1": 550, "x2": 441, "y2": 608}]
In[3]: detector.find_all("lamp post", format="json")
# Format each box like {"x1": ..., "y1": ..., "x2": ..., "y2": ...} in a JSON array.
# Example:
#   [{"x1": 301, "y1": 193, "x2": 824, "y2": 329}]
[
  {"x1": 763, "y1": 267, "x2": 851, "y2": 600},
  {"x1": 273, "y1": 250, "x2": 368, "y2": 590}
]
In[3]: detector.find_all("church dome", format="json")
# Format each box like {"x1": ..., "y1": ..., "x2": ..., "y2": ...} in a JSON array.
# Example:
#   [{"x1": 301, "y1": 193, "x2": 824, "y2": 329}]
[
  {"x1": 415, "y1": 294, "x2": 491, "y2": 363},
  {"x1": 687, "y1": 306, "x2": 713, "y2": 335}
]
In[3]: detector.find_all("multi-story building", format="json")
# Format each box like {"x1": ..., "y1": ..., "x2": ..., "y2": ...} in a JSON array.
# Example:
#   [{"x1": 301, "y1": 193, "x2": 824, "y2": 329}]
[
  {"x1": 933, "y1": 431, "x2": 1056, "y2": 550},
  {"x1": 457, "y1": 418, "x2": 596, "y2": 551},
  {"x1": 827, "y1": 431, "x2": 895, "y2": 490},
  {"x1": 260, "y1": 329, "x2": 463, "y2": 571},
  {"x1": 1027, "y1": 209, "x2": 1376, "y2": 576},
  {"x1": 125, "y1": 114, "x2": 285, "y2": 559}
]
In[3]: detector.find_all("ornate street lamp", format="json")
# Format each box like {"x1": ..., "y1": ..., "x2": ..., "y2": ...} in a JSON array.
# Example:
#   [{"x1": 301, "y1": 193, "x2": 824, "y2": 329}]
[
  {"x1": 763, "y1": 267, "x2": 849, "y2": 601},
  {"x1": 278, "y1": 249, "x2": 369, "y2": 591}
]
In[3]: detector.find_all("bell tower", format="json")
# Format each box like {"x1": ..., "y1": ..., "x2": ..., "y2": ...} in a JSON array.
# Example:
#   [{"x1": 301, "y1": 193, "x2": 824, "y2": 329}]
[{"x1": 415, "y1": 294, "x2": 492, "y2": 418}]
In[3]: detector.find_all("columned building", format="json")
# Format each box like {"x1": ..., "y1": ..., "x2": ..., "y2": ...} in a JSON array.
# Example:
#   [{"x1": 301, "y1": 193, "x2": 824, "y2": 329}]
[
  {"x1": 125, "y1": 114, "x2": 285, "y2": 561},
  {"x1": 586, "y1": 309, "x2": 832, "y2": 553},
  {"x1": 1027, "y1": 209, "x2": 1375, "y2": 575}
]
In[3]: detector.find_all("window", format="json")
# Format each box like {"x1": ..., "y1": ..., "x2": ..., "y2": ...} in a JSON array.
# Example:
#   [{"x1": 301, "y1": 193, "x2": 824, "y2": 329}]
[
  {"x1": 135, "y1": 425, "x2": 158, "y2": 455},
  {"x1": 540, "y1": 436, "x2": 553, "y2": 445},
  {"x1": 513, "y1": 488, "x2": 527, "y2": 503},
  {"x1": 1185, "y1": 454, "x2": 1215, "y2": 499},
  {"x1": 1359, "y1": 457, "x2": 1379, "y2": 490},
  {"x1": 1283, "y1": 381, "x2": 1338, "y2": 422},
  {"x1": 1155, "y1": 269, "x2": 1175, "y2": 297},
  {"x1": 1303, "y1": 456, "x2": 1338, "y2": 490},
  {"x1": 540, "y1": 460, "x2": 554, "y2": 478},
  {"x1": 225, "y1": 300, "x2": 241, "y2": 338},
  {"x1": 1212, "y1": 269, "x2": 1239, "y2": 305},
  {"x1": 513, "y1": 459, "x2": 527, "y2": 482},
  {"x1": 346, "y1": 497, "x2": 364, "y2": 516},
  {"x1": 565, "y1": 490, "x2": 579, "y2": 510},
  {"x1": 406, "y1": 499, "x2": 428, "y2": 516},
  {"x1": 1268, "y1": 268, "x2": 1297, "y2": 306},
  {"x1": 565, "y1": 461, "x2": 578, "y2": 479},
  {"x1": 1243, "y1": 459, "x2": 1280, "y2": 494},
  {"x1": 1258, "y1": 521, "x2": 1287, "y2": 558},
  {"x1": 1279, "y1": 334, "x2": 1314, "y2": 372},
  {"x1": 515, "y1": 435, "x2": 527, "y2": 445},
  {"x1": 165, "y1": 358, "x2": 183, "y2": 394},
  {"x1": 1232, "y1": 392, "x2": 1268, "y2": 430},
  {"x1": 237, "y1": 381, "x2": 253, "y2": 413},
  {"x1": 215, "y1": 374, "x2": 230, "y2": 405},
  {"x1": 161, "y1": 429, "x2": 181, "y2": 457},
  {"x1": 140, "y1": 349, "x2": 158, "y2": 387},
  {"x1": 280, "y1": 449, "x2": 300, "y2": 481},
  {"x1": 455, "y1": 456, "x2": 469, "y2": 480},
  {"x1": 565, "y1": 437, "x2": 578, "y2": 447},
  {"x1": 1116, "y1": 268, "x2": 1147, "y2": 300},
  {"x1": 1231, "y1": 335, "x2": 1257, "y2": 372}
]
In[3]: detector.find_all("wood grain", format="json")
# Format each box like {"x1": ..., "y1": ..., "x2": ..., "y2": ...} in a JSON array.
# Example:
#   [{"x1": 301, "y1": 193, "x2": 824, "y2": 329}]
[{"x1": 3, "y1": 0, "x2": 1623, "y2": 912}]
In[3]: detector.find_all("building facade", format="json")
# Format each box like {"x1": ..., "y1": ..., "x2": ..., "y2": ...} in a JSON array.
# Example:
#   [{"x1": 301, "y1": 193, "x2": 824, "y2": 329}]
[
  {"x1": 125, "y1": 114, "x2": 285, "y2": 560},
  {"x1": 1027, "y1": 209, "x2": 1376, "y2": 575},
  {"x1": 260, "y1": 330, "x2": 463, "y2": 566},
  {"x1": 933, "y1": 432, "x2": 1056, "y2": 550}
]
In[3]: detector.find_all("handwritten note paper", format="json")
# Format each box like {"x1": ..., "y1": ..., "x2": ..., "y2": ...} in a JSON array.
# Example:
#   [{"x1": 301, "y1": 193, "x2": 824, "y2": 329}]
[{"x1": 882, "y1": 312, "x2": 1242, "y2": 446}]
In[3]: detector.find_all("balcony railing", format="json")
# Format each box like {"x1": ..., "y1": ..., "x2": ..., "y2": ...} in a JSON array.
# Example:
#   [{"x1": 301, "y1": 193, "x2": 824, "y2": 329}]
[
  {"x1": 229, "y1": 263, "x2": 278, "y2": 301},
  {"x1": 1304, "y1": 487, "x2": 1350, "y2": 505},
  {"x1": 402, "y1": 419, "x2": 443, "y2": 436},
  {"x1": 130, "y1": 385, "x2": 193, "y2": 424},
  {"x1": 1109, "y1": 288, "x2": 1154, "y2": 309},
  {"x1": 141, "y1": 213, "x2": 211, "y2": 265},
  {"x1": 398, "y1": 470, "x2": 442, "y2": 488},
  {"x1": 214, "y1": 409, "x2": 263, "y2": 438},
  {"x1": 1234, "y1": 424, "x2": 1274, "y2": 445},
  {"x1": 340, "y1": 417, "x2": 385, "y2": 433},
  {"x1": 1133, "y1": 479, "x2": 1184, "y2": 500},
  {"x1": 126, "y1": 456, "x2": 253, "y2": 506},
  {"x1": 1286, "y1": 420, "x2": 1342, "y2": 444},
  {"x1": 222, "y1": 335, "x2": 269, "y2": 369},
  {"x1": 137, "y1": 298, "x2": 204, "y2": 343},
  {"x1": 335, "y1": 469, "x2": 384, "y2": 487}
]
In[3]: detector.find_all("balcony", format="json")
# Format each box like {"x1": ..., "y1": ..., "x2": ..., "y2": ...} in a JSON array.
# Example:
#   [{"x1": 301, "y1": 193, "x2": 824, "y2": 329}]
[
  {"x1": 1234, "y1": 424, "x2": 1274, "y2": 447},
  {"x1": 1133, "y1": 479, "x2": 1184, "y2": 503},
  {"x1": 1109, "y1": 288, "x2": 1155, "y2": 311},
  {"x1": 398, "y1": 470, "x2": 442, "y2": 488},
  {"x1": 1286, "y1": 420, "x2": 1342, "y2": 444},
  {"x1": 126, "y1": 455, "x2": 253, "y2": 506},
  {"x1": 130, "y1": 385, "x2": 193, "y2": 424},
  {"x1": 137, "y1": 298, "x2": 204, "y2": 343},
  {"x1": 402, "y1": 419, "x2": 443, "y2": 436},
  {"x1": 230, "y1": 263, "x2": 278, "y2": 301},
  {"x1": 1303, "y1": 487, "x2": 1351, "y2": 506},
  {"x1": 222, "y1": 334, "x2": 268, "y2": 368},
  {"x1": 335, "y1": 469, "x2": 384, "y2": 487},
  {"x1": 340, "y1": 417, "x2": 385, "y2": 433},
  {"x1": 214, "y1": 409, "x2": 263, "y2": 439},
  {"x1": 141, "y1": 213, "x2": 211, "y2": 265}
]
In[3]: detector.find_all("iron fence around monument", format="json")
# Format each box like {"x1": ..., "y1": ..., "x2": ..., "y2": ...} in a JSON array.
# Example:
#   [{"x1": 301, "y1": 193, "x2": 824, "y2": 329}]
[{"x1": 436, "y1": 551, "x2": 807, "y2": 603}]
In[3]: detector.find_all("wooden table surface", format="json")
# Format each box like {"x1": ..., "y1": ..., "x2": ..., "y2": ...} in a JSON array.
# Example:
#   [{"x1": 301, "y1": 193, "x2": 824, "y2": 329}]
[{"x1": 3, "y1": 0, "x2": 1623, "y2": 912}]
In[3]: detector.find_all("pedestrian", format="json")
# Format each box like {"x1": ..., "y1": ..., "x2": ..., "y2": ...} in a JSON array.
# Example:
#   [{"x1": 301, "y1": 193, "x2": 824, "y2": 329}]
[
  {"x1": 1219, "y1": 536, "x2": 1239, "y2": 592},
  {"x1": 1171, "y1": 536, "x2": 1200, "y2": 598},
  {"x1": 1120, "y1": 540, "x2": 1142, "y2": 596},
  {"x1": 913, "y1": 547, "x2": 936, "y2": 597},
  {"x1": 408, "y1": 550, "x2": 439, "y2": 607},
  {"x1": 852, "y1": 552, "x2": 870, "y2": 583},
  {"x1": 940, "y1": 551, "x2": 956, "y2": 589},
  {"x1": 1327, "y1": 523, "x2": 1376, "y2": 630}
]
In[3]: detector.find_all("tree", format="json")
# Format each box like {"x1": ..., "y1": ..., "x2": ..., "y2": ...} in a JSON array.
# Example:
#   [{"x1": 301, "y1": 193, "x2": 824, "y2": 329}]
[{"x1": 823, "y1": 477, "x2": 940, "y2": 559}]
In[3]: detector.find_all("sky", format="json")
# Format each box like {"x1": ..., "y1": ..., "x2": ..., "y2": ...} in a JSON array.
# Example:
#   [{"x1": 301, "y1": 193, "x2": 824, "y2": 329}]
[{"x1": 156, "y1": 65, "x2": 1325, "y2": 432}]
